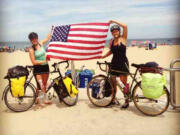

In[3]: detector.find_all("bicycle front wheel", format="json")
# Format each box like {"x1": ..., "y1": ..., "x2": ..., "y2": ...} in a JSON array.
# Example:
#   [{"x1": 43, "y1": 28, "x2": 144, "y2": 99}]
[
  {"x1": 54, "y1": 82, "x2": 78, "y2": 106},
  {"x1": 4, "y1": 83, "x2": 36, "y2": 112},
  {"x1": 132, "y1": 82, "x2": 169, "y2": 116},
  {"x1": 87, "y1": 75, "x2": 115, "y2": 107},
  {"x1": 61, "y1": 93, "x2": 78, "y2": 106}
]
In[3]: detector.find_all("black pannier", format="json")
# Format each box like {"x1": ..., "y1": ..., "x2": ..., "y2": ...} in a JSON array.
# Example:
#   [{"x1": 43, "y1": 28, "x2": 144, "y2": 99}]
[
  {"x1": 7, "y1": 65, "x2": 29, "y2": 78},
  {"x1": 144, "y1": 62, "x2": 159, "y2": 68},
  {"x1": 139, "y1": 62, "x2": 163, "y2": 75},
  {"x1": 104, "y1": 80, "x2": 111, "y2": 97}
]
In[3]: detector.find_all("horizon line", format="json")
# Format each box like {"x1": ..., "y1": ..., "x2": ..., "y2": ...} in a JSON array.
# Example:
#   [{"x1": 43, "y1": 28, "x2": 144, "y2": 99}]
[{"x1": 0, "y1": 37, "x2": 180, "y2": 42}]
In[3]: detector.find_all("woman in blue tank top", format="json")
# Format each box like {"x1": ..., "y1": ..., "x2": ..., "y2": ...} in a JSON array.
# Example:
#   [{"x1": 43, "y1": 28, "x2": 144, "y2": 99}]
[
  {"x1": 101, "y1": 20, "x2": 129, "y2": 108},
  {"x1": 28, "y1": 26, "x2": 53, "y2": 105}
]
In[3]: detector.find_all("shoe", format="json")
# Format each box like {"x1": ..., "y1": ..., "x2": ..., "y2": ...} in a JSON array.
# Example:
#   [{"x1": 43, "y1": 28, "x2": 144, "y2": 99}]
[
  {"x1": 121, "y1": 100, "x2": 129, "y2": 109},
  {"x1": 42, "y1": 93, "x2": 52, "y2": 105},
  {"x1": 43, "y1": 100, "x2": 52, "y2": 105}
]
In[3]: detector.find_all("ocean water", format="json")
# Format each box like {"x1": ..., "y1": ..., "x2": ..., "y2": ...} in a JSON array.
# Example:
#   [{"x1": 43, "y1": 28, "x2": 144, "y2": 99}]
[
  {"x1": 0, "y1": 41, "x2": 49, "y2": 50},
  {"x1": 0, "y1": 38, "x2": 180, "y2": 49}
]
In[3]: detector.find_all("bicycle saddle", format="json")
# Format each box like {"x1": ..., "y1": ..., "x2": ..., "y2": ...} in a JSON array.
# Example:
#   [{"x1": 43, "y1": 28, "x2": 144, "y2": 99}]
[{"x1": 131, "y1": 63, "x2": 145, "y2": 68}]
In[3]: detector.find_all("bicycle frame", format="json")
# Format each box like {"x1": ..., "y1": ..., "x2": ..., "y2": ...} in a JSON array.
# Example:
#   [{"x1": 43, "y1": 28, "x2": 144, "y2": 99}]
[
  {"x1": 26, "y1": 68, "x2": 36, "y2": 89},
  {"x1": 2, "y1": 61, "x2": 69, "y2": 101},
  {"x1": 103, "y1": 63, "x2": 141, "y2": 96},
  {"x1": 43, "y1": 61, "x2": 70, "y2": 99}
]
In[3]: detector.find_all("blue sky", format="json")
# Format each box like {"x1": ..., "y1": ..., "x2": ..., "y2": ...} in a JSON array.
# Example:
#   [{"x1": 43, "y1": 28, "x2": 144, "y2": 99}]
[{"x1": 0, "y1": 0, "x2": 179, "y2": 41}]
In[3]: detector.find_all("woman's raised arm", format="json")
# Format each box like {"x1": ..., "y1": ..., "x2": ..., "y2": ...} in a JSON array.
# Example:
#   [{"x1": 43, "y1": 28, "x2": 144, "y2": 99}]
[
  {"x1": 40, "y1": 26, "x2": 54, "y2": 45},
  {"x1": 109, "y1": 20, "x2": 128, "y2": 39}
]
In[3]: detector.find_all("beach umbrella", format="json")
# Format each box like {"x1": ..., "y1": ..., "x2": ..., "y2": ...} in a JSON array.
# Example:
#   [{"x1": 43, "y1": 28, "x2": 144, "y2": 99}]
[
  {"x1": 5, "y1": 46, "x2": 9, "y2": 49},
  {"x1": 131, "y1": 40, "x2": 136, "y2": 45},
  {"x1": 144, "y1": 40, "x2": 150, "y2": 44},
  {"x1": 3, "y1": 46, "x2": 8, "y2": 49},
  {"x1": 132, "y1": 40, "x2": 136, "y2": 43}
]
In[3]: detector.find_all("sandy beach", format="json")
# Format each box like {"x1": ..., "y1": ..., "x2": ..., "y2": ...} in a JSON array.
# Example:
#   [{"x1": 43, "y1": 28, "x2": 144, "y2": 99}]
[{"x1": 0, "y1": 45, "x2": 180, "y2": 135}]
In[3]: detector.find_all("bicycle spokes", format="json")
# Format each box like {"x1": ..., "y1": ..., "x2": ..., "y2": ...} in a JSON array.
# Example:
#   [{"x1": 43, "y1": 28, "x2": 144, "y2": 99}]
[{"x1": 133, "y1": 83, "x2": 169, "y2": 116}]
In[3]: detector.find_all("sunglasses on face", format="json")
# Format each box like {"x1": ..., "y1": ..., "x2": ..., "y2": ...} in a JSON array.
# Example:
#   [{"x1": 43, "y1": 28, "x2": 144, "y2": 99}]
[{"x1": 31, "y1": 39, "x2": 38, "y2": 42}]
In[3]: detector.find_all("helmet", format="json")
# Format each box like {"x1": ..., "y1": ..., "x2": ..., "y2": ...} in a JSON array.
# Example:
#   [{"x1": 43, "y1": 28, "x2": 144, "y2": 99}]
[{"x1": 110, "y1": 25, "x2": 120, "y2": 32}]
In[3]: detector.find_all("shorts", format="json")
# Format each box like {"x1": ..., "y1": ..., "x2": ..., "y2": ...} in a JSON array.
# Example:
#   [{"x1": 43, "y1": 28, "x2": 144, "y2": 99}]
[
  {"x1": 33, "y1": 64, "x2": 49, "y2": 75},
  {"x1": 33, "y1": 64, "x2": 49, "y2": 90}
]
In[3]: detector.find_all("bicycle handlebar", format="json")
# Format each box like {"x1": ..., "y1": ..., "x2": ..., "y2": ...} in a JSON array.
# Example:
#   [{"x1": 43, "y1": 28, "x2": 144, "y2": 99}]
[
  {"x1": 97, "y1": 61, "x2": 111, "y2": 72},
  {"x1": 26, "y1": 65, "x2": 34, "y2": 69},
  {"x1": 51, "y1": 60, "x2": 69, "y2": 72}
]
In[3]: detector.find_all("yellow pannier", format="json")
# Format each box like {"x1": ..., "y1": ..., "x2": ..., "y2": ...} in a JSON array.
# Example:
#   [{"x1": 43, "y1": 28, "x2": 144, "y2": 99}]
[
  {"x1": 63, "y1": 77, "x2": 78, "y2": 97},
  {"x1": 10, "y1": 76, "x2": 26, "y2": 97}
]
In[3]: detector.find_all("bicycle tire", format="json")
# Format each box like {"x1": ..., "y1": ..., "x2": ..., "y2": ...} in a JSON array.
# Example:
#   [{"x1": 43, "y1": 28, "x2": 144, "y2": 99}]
[
  {"x1": 132, "y1": 81, "x2": 170, "y2": 116},
  {"x1": 53, "y1": 82, "x2": 78, "y2": 106},
  {"x1": 87, "y1": 75, "x2": 115, "y2": 107},
  {"x1": 61, "y1": 93, "x2": 78, "y2": 106},
  {"x1": 4, "y1": 83, "x2": 36, "y2": 112}
]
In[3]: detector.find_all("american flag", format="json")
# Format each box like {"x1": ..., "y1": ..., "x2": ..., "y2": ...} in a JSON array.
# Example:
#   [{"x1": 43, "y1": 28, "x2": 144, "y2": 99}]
[{"x1": 46, "y1": 22, "x2": 110, "y2": 60}]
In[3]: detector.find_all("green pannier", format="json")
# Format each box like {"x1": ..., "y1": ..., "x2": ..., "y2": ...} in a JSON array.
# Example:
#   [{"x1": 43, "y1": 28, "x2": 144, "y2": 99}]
[{"x1": 141, "y1": 73, "x2": 166, "y2": 99}]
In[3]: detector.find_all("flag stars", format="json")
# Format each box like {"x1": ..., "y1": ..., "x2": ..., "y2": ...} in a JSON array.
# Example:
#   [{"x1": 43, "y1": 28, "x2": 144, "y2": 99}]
[{"x1": 51, "y1": 25, "x2": 70, "y2": 42}]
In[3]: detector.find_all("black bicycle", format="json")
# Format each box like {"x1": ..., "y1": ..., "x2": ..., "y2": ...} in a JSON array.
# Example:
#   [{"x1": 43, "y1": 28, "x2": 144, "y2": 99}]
[
  {"x1": 87, "y1": 61, "x2": 170, "y2": 116},
  {"x1": 2, "y1": 60, "x2": 78, "y2": 112}
]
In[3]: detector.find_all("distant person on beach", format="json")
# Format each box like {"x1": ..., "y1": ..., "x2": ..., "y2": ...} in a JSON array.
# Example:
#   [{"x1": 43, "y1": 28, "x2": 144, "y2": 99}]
[
  {"x1": 154, "y1": 42, "x2": 157, "y2": 48},
  {"x1": 28, "y1": 26, "x2": 53, "y2": 105},
  {"x1": 148, "y1": 41, "x2": 153, "y2": 50},
  {"x1": 101, "y1": 20, "x2": 130, "y2": 108}
]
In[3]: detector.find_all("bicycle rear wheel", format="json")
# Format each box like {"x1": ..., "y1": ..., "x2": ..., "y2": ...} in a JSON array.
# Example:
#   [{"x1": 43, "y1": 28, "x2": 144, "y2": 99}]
[
  {"x1": 87, "y1": 75, "x2": 115, "y2": 107},
  {"x1": 132, "y1": 82, "x2": 169, "y2": 116},
  {"x1": 4, "y1": 83, "x2": 36, "y2": 112}
]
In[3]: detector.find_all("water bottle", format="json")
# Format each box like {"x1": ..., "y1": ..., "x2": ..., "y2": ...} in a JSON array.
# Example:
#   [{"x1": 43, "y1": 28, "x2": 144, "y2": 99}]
[{"x1": 116, "y1": 78, "x2": 125, "y2": 89}]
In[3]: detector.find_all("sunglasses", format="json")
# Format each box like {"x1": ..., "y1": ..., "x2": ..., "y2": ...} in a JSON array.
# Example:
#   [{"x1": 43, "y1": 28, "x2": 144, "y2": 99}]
[{"x1": 31, "y1": 38, "x2": 38, "y2": 42}]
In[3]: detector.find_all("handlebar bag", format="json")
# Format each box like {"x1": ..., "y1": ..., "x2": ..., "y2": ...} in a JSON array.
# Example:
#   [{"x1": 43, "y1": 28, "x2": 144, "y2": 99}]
[{"x1": 141, "y1": 73, "x2": 166, "y2": 99}]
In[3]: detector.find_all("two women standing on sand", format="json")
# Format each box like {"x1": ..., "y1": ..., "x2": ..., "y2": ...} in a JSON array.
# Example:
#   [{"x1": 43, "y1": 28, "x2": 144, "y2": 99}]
[{"x1": 28, "y1": 20, "x2": 130, "y2": 108}]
